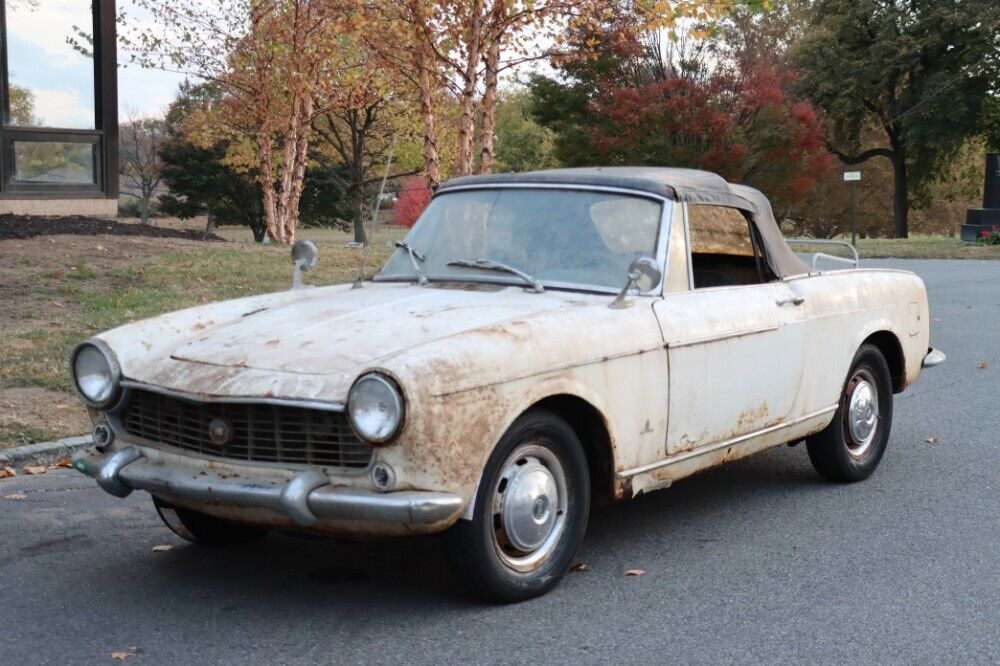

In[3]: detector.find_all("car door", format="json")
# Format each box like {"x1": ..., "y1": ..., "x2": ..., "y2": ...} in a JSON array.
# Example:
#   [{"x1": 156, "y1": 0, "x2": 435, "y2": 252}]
[{"x1": 653, "y1": 203, "x2": 807, "y2": 455}]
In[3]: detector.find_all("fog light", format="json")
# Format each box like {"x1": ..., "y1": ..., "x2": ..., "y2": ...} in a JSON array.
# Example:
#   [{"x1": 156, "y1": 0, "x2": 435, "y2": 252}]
[
  {"x1": 371, "y1": 462, "x2": 395, "y2": 492},
  {"x1": 92, "y1": 423, "x2": 114, "y2": 451}
]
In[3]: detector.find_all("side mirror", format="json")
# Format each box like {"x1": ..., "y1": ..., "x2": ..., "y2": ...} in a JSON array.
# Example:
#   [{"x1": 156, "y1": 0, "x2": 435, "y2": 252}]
[
  {"x1": 609, "y1": 257, "x2": 661, "y2": 309},
  {"x1": 291, "y1": 239, "x2": 319, "y2": 290}
]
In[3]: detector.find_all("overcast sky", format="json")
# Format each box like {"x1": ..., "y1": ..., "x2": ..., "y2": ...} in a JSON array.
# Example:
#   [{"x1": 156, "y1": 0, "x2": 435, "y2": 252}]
[
  {"x1": 116, "y1": 0, "x2": 188, "y2": 119},
  {"x1": 5, "y1": 0, "x2": 185, "y2": 125}
]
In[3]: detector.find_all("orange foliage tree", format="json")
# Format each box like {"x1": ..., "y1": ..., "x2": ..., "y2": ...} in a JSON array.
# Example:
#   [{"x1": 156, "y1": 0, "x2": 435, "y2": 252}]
[{"x1": 126, "y1": 0, "x2": 374, "y2": 244}]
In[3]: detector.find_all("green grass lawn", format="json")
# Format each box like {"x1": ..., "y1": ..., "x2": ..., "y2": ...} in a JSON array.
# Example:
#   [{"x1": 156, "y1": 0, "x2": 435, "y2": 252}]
[
  {"x1": 856, "y1": 237, "x2": 1000, "y2": 259},
  {"x1": 791, "y1": 236, "x2": 1000, "y2": 260}
]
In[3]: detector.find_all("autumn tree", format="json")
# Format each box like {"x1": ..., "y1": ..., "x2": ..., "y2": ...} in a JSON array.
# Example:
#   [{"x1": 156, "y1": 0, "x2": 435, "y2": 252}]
[
  {"x1": 159, "y1": 82, "x2": 352, "y2": 241},
  {"x1": 119, "y1": 110, "x2": 167, "y2": 225},
  {"x1": 370, "y1": 1, "x2": 763, "y2": 185},
  {"x1": 310, "y1": 40, "x2": 423, "y2": 245},
  {"x1": 394, "y1": 176, "x2": 433, "y2": 227},
  {"x1": 793, "y1": 0, "x2": 1000, "y2": 238},
  {"x1": 126, "y1": 0, "x2": 369, "y2": 243},
  {"x1": 587, "y1": 62, "x2": 832, "y2": 211},
  {"x1": 527, "y1": 5, "x2": 830, "y2": 211}
]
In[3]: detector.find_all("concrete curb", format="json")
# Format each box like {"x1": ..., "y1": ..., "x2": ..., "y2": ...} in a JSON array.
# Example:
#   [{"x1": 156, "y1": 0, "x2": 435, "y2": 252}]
[{"x1": 0, "y1": 435, "x2": 92, "y2": 470}]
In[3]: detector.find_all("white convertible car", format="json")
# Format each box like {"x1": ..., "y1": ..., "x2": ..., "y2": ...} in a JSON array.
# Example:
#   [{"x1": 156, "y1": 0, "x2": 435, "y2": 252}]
[{"x1": 71, "y1": 167, "x2": 944, "y2": 601}]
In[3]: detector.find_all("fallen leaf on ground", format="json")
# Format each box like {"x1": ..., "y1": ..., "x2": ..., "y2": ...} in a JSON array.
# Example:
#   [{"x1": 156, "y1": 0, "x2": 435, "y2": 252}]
[
  {"x1": 23, "y1": 466, "x2": 47, "y2": 475},
  {"x1": 151, "y1": 545, "x2": 174, "y2": 553},
  {"x1": 925, "y1": 437, "x2": 939, "y2": 444},
  {"x1": 111, "y1": 648, "x2": 138, "y2": 660},
  {"x1": 570, "y1": 562, "x2": 590, "y2": 572},
  {"x1": 0, "y1": 466, "x2": 16, "y2": 478},
  {"x1": 978, "y1": 362, "x2": 988, "y2": 369},
  {"x1": 48, "y1": 458, "x2": 73, "y2": 470},
  {"x1": 4, "y1": 493, "x2": 27, "y2": 500},
  {"x1": 625, "y1": 569, "x2": 645, "y2": 577}
]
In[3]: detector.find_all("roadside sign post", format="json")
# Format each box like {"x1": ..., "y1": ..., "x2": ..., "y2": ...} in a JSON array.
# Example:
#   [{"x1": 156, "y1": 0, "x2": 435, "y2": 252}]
[{"x1": 844, "y1": 171, "x2": 861, "y2": 246}]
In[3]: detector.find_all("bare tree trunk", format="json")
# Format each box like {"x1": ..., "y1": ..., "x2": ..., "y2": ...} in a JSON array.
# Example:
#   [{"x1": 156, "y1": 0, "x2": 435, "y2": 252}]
[
  {"x1": 259, "y1": 131, "x2": 281, "y2": 242},
  {"x1": 353, "y1": 186, "x2": 367, "y2": 245},
  {"x1": 249, "y1": 2, "x2": 281, "y2": 243},
  {"x1": 140, "y1": 194, "x2": 152, "y2": 225},
  {"x1": 417, "y1": 48, "x2": 441, "y2": 188},
  {"x1": 274, "y1": 95, "x2": 301, "y2": 243},
  {"x1": 478, "y1": 32, "x2": 501, "y2": 174},
  {"x1": 282, "y1": 96, "x2": 313, "y2": 244},
  {"x1": 456, "y1": 0, "x2": 484, "y2": 176}
]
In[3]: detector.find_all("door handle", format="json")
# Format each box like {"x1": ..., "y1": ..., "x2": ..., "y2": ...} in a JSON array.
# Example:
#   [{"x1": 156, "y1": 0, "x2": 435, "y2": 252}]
[{"x1": 776, "y1": 296, "x2": 804, "y2": 307}]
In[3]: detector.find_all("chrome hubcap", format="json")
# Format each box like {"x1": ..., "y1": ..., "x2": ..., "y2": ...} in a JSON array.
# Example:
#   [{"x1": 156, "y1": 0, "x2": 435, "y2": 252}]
[
  {"x1": 845, "y1": 369, "x2": 879, "y2": 457},
  {"x1": 491, "y1": 442, "x2": 567, "y2": 573}
]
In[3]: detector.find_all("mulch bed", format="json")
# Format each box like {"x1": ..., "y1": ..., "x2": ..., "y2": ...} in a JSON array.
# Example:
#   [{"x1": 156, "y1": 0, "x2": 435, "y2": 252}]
[{"x1": 0, "y1": 215, "x2": 226, "y2": 242}]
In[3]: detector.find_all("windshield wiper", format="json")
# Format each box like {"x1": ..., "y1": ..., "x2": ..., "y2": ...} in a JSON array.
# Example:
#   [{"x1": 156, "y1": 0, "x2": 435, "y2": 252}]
[
  {"x1": 446, "y1": 258, "x2": 545, "y2": 293},
  {"x1": 395, "y1": 241, "x2": 429, "y2": 285}
]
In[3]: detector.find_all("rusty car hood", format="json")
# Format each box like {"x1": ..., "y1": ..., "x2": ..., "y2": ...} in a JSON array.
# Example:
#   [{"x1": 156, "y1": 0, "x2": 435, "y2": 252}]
[{"x1": 166, "y1": 282, "x2": 572, "y2": 376}]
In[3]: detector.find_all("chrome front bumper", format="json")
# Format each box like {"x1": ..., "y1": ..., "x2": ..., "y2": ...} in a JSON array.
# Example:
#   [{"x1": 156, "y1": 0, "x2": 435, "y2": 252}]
[{"x1": 72, "y1": 445, "x2": 463, "y2": 530}]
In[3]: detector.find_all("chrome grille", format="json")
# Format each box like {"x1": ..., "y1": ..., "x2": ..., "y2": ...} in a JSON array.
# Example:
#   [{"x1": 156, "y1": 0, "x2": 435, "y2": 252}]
[{"x1": 121, "y1": 389, "x2": 373, "y2": 470}]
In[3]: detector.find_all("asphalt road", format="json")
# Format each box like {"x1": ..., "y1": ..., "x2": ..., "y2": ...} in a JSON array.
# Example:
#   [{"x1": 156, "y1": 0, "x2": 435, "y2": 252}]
[{"x1": 2, "y1": 259, "x2": 998, "y2": 665}]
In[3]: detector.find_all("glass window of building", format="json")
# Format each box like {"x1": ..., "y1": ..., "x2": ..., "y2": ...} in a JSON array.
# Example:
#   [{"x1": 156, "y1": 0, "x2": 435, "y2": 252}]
[
  {"x1": 4, "y1": 0, "x2": 97, "y2": 130},
  {"x1": 0, "y1": 0, "x2": 116, "y2": 208}
]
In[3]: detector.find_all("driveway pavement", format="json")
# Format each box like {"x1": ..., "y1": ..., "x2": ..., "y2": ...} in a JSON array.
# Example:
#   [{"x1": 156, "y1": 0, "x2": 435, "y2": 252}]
[{"x1": 2, "y1": 259, "x2": 998, "y2": 665}]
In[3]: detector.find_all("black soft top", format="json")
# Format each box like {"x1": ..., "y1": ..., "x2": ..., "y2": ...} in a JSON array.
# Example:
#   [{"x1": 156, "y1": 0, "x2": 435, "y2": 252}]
[{"x1": 436, "y1": 167, "x2": 810, "y2": 279}]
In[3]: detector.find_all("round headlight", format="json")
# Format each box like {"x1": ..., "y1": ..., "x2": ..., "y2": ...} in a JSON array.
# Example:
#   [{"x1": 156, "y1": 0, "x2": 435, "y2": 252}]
[
  {"x1": 71, "y1": 342, "x2": 120, "y2": 408},
  {"x1": 348, "y1": 373, "x2": 404, "y2": 444}
]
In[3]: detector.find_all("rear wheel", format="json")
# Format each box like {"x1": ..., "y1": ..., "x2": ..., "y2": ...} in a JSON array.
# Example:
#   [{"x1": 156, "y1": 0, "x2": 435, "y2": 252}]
[
  {"x1": 447, "y1": 410, "x2": 590, "y2": 603},
  {"x1": 806, "y1": 343, "x2": 893, "y2": 482},
  {"x1": 153, "y1": 497, "x2": 267, "y2": 546}
]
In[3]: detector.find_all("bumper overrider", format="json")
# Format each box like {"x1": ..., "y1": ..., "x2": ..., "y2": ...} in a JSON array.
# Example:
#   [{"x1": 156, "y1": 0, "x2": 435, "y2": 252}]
[
  {"x1": 72, "y1": 445, "x2": 464, "y2": 532},
  {"x1": 922, "y1": 348, "x2": 947, "y2": 368}
]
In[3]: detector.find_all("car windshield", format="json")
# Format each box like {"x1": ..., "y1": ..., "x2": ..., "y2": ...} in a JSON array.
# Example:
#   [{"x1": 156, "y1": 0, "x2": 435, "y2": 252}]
[{"x1": 378, "y1": 188, "x2": 663, "y2": 291}]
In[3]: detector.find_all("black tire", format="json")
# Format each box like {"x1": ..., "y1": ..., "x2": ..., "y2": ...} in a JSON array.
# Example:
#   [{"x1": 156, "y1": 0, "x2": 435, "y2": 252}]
[
  {"x1": 153, "y1": 496, "x2": 267, "y2": 546},
  {"x1": 806, "y1": 343, "x2": 894, "y2": 482},
  {"x1": 446, "y1": 410, "x2": 590, "y2": 603}
]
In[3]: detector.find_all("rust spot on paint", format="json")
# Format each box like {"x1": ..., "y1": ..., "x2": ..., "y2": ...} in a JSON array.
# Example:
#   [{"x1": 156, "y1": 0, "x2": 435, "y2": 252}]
[
  {"x1": 737, "y1": 401, "x2": 769, "y2": 427},
  {"x1": 474, "y1": 320, "x2": 534, "y2": 343},
  {"x1": 652, "y1": 468, "x2": 673, "y2": 482}
]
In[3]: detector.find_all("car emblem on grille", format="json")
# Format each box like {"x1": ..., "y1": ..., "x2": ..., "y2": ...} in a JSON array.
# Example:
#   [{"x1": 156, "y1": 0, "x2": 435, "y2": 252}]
[{"x1": 208, "y1": 418, "x2": 233, "y2": 447}]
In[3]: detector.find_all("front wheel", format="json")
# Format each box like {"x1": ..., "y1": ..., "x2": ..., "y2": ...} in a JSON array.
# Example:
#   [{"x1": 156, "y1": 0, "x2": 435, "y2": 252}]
[
  {"x1": 153, "y1": 497, "x2": 267, "y2": 546},
  {"x1": 806, "y1": 343, "x2": 894, "y2": 482},
  {"x1": 446, "y1": 410, "x2": 590, "y2": 603}
]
